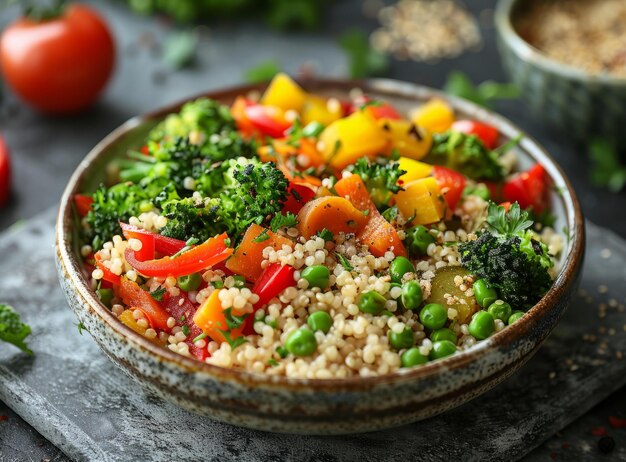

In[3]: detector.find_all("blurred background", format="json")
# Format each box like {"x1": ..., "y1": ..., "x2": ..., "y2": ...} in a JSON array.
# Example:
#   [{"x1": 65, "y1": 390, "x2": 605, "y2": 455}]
[{"x1": 0, "y1": 0, "x2": 625, "y2": 459}]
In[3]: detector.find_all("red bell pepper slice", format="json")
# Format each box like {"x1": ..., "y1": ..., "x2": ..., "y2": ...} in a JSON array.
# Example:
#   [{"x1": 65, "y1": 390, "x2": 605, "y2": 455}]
[
  {"x1": 163, "y1": 294, "x2": 209, "y2": 361},
  {"x1": 94, "y1": 252, "x2": 121, "y2": 285},
  {"x1": 433, "y1": 165, "x2": 467, "y2": 211},
  {"x1": 119, "y1": 277, "x2": 171, "y2": 331},
  {"x1": 120, "y1": 222, "x2": 186, "y2": 257},
  {"x1": 502, "y1": 164, "x2": 549, "y2": 214},
  {"x1": 120, "y1": 224, "x2": 155, "y2": 262},
  {"x1": 281, "y1": 182, "x2": 317, "y2": 214},
  {"x1": 242, "y1": 263, "x2": 296, "y2": 335},
  {"x1": 74, "y1": 194, "x2": 94, "y2": 218},
  {"x1": 125, "y1": 233, "x2": 233, "y2": 278},
  {"x1": 244, "y1": 104, "x2": 291, "y2": 138},
  {"x1": 451, "y1": 120, "x2": 499, "y2": 149}
]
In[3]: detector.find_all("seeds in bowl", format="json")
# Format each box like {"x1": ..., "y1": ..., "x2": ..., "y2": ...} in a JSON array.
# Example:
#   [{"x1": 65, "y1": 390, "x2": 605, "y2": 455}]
[
  {"x1": 76, "y1": 73, "x2": 563, "y2": 379},
  {"x1": 515, "y1": 0, "x2": 626, "y2": 78}
]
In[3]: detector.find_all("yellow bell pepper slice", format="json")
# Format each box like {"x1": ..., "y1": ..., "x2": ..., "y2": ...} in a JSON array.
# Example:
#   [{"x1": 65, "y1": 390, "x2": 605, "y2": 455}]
[
  {"x1": 301, "y1": 96, "x2": 343, "y2": 126},
  {"x1": 379, "y1": 118, "x2": 432, "y2": 160},
  {"x1": 394, "y1": 177, "x2": 446, "y2": 226},
  {"x1": 193, "y1": 289, "x2": 245, "y2": 344},
  {"x1": 319, "y1": 110, "x2": 388, "y2": 169},
  {"x1": 261, "y1": 73, "x2": 307, "y2": 112},
  {"x1": 119, "y1": 309, "x2": 148, "y2": 336},
  {"x1": 397, "y1": 157, "x2": 433, "y2": 184},
  {"x1": 411, "y1": 99, "x2": 455, "y2": 133}
]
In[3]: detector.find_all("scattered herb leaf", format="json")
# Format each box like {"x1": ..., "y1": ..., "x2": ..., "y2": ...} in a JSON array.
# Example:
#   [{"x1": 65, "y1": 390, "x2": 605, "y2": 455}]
[
  {"x1": 317, "y1": 228, "x2": 334, "y2": 242},
  {"x1": 339, "y1": 28, "x2": 389, "y2": 78},
  {"x1": 270, "y1": 212, "x2": 298, "y2": 231},
  {"x1": 252, "y1": 229, "x2": 270, "y2": 243},
  {"x1": 244, "y1": 59, "x2": 281, "y2": 84},
  {"x1": 162, "y1": 30, "x2": 198, "y2": 70},
  {"x1": 336, "y1": 253, "x2": 354, "y2": 271},
  {"x1": 443, "y1": 71, "x2": 520, "y2": 109},
  {"x1": 150, "y1": 287, "x2": 167, "y2": 301},
  {"x1": 589, "y1": 138, "x2": 626, "y2": 192}
]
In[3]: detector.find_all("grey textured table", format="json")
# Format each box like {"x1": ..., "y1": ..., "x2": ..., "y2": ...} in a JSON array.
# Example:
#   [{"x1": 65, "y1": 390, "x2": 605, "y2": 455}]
[{"x1": 1, "y1": 0, "x2": 625, "y2": 460}]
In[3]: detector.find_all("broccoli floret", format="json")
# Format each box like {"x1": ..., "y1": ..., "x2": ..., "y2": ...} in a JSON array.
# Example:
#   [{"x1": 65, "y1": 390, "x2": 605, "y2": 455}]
[
  {"x1": 350, "y1": 157, "x2": 406, "y2": 210},
  {"x1": 149, "y1": 98, "x2": 236, "y2": 142},
  {"x1": 160, "y1": 158, "x2": 289, "y2": 243},
  {"x1": 458, "y1": 202, "x2": 554, "y2": 308},
  {"x1": 426, "y1": 131, "x2": 504, "y2": 181},
  {"x1": 86, "y1": 183, "x2": 154, "y2": 249},
  {"x1": 0, "y1": 304, "x2": 33, "y2": 355}
]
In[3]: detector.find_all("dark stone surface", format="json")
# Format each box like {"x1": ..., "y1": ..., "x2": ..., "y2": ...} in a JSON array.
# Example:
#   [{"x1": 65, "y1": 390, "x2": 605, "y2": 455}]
[{"x1": 0, "y1": 0, "x2": 625, "y2": 460}]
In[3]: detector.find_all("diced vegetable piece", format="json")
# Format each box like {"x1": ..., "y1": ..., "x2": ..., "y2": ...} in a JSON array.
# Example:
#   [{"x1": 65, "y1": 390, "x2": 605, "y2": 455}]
[
  {"x1": 379, "y1": 119, "x2": 432, "y2": 160},
  {"x1": 426, "y1": 266, "x2": 478, "y2": 324},
  {"x1": 261, "y1": 73, "x2": 307, "y2": 112},
  {"x1": 334, "y1": 174, "x2": 407, "y2": 257},
  {"x1": 353, "y1": 96, "x2": 402, "y2": 120},
  {"x1": 252, "y1": 263, "x2": 296, "y2": 309},
  {"x1": 119, "y1": 277, "x2": 171, "y2": 331},
  {"x1": 226, "y1": 224, "x2": 294, "y2": 282},
  {"x1": 432, "y1": 165, "x2": 467, "y2": 211},
  {"x1": 163, "y1": 295, "x2": 208, "y2": 361},
  {"x1": 282, "y1": 182, "x2": 317, "y2": 215},
  {"x1": 397, "y1": 157, "x2": 433, "y2": 185},
  {"x1": 120, "y1": 224, "x2": 155, "y2": 262},
  {"x1": 120, "y1": 223, "x2": 186, "y2": 256},
  {"x1": 74, "y1": 194, "x2": 93, "y2": 218},
  {"x1": 125, "y1": 233, "x2": 233, "y2": 278},
  {"x1": 502, "y1": 164, "x2": 549, "y2": 214},
  {"x1": 394, "y1": 177, "x2": 446, "y2": 226},
  {"x1": 296, "y1": 196, "x2": 367, "y2": 239},
  {"x1": 411, "y1": 99, "x2": 455, "y2": 133},
  {"x1": 301, "y1": 95, "x2": 343, "y2": 126},
  {"x1": 451, "y1": 120, "x2": 499, "y2": 149},
  {"x1": 119, "y1": 310, "x2": 147, "y2": 336},
  {"x1": 319, "y1": 111, "x2": 388, "y2": 169},
  {"x1": 231, "y1": 96, "x2": 256, "y2": 136},
  {"x1": 192, "y1": 289, "x2": 244, "y2": 344},
  {"x1": 244, "y1": 104, "x2": 291, "y2": 138}
]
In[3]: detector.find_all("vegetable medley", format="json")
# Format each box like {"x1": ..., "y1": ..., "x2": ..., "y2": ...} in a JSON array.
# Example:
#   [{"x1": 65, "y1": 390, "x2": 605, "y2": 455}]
[{"x1": 76, "y1": 74, "x2": 563, "y2": 378}]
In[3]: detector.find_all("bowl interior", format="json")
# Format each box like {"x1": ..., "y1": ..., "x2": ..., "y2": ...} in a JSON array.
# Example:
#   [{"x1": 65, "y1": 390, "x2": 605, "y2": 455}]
[{"x1": 57, "y1": 79, "x2": 584, "y2": 386}]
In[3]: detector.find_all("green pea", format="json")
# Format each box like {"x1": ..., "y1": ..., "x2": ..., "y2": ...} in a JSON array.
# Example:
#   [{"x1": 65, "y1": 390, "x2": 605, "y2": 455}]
[
  {"x1": 177, "y1": 272, "x2": 202, "y2": 292},
  {"x1": 430, "y1": 327, "x2": 457, "y2": 344},
  {"x1": 404, "y1": 225, "x2": 435, "y2": 257},
  {"x1": 285, "y1": 328, "x2": 317, "y2": 357},
  {"x1": 358, "y1": 291, "x2": 387, "y2": 315},
  {"x1": 419, "y1": 303, "x2": 447, "y2": 330},
  {"x1": 473, "y1": 279, "x2": 498, "y2": 308},
  {"x1": 389, "y1": 256, "x2": 415, "y2": 284},
  {"x1": 96, "y1": 288, "x2": 113, "y2": 307},
  {"x1": 302, "y1": 121, "x2": 325, "y2": 138},
  {"x1": 307, "y1": 311, "x2": 332, "y2": 334},
  {"x1": 469, "y1": 311, "x2": 495, "y2": 340},
  {"x1": 139, "y1": 201, "x2": 154, "y2": 213},
  {"x1": 462, "y1": 183, "x2": 490, "y2": 201},
  {"x1": 401, "y1": 281, "x2": 423, "y2": 310},
  {"x1": 381, "y1": 310, "x2": 394, "y2": 317},
  {"x1": 508, "y1": 311, "x2": 525, "y2": 325},
  {"x1": 232, "y1": 275, "x2": 246, "y2": 288},
  {"x1": 488, "y1": 300, "x2": 512, "y2": 322},
  {"x1": 401, "y1": 347, "x2": 428, "y2": 367},
  {"x1": 389, "y1": 327, "x2": 415, "y2": 350},
  {"x1": 429, "y1": 340, "x2": 457, "y2": 360},
  {"x1": 301, "y1": 265, "x2": 330, "y2": 289},
  {"x1": 211, "y1": 280, "x2": 224, "y2": 289}
]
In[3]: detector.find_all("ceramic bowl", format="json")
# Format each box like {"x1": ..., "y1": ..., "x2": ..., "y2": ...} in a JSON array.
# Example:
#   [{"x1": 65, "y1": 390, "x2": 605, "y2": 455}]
[
  {"x1": 495, "y1": 0, "x2": 626, "y2": 148},
  {"x1": 55, "y1": 79, "x2": 585, "y2": 434}
]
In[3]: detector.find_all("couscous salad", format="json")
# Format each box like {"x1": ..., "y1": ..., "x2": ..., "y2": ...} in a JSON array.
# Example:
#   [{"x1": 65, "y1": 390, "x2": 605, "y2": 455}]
[{"x1": 75, "y1": 74, "x2": 563, "y2": 379}]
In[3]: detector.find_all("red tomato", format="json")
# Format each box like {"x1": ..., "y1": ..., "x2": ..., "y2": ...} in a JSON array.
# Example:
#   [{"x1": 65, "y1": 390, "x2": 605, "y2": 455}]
[
  {"x1": 0, "y1": 134, "x2": 10, "y2": 207},
  {"x1": 451, "y1": 120, "x2": 499, "y2": 149},
  {"x1": 432, "y1": 166, "x2": 466, "y2": 211},
  {"x1": 119, "y1": 277, "x2": 170, "y2": 331},
  {"x1": 281, "y1": 182, "x2": 317, "y2": 214},
  {"x1": 244, "y1": 104, "x2": 291, "y2": 138},
  {"x1": 73, "y1": 194, "x2": 94, "y2": 218},
  {"x1": 353, "y1": 95, "x2": 402, "y2": 120},
  {"x1": 0, "y1": 4, "x2": 115, "y2": 114},
  {"x1": 163, "y1": 295, "x2": 209, "y2": 361},
  {"x1": 94, "y1": 252, "x2": 121, "y2": 286},
  {"x1": 502, "y1": 164, "x2": 549, "y2": 214}
]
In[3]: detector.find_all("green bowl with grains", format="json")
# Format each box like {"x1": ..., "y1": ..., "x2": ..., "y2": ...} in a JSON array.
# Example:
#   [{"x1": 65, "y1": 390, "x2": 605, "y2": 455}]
[
  {"x1": 495, "y1": 0, "x2": 626, "y2": 148},
  {"x1": 55, "y1": 79, "x2": 585, "y2": 434}
]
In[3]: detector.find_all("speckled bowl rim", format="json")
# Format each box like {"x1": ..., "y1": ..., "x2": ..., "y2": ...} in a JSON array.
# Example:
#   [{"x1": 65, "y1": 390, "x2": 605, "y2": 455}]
[
  {"x1": 56, "y1": 78, "x2": 585, "y2": 391},
  {"x1": 495, "y1": 0, "x2": 626, "y2": 86}
]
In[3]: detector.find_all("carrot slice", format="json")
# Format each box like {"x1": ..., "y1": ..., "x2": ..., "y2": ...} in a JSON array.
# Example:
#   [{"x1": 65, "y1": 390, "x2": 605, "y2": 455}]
[
  {"x1": 119, "y1": 277, "x2": 171, "y2": 331},
  {"x1": 297, "y1": 196, "x2": 368, "y2": 239},
  {"x1": 334, "y1": 174, "x2": 407, "y2": 257},
  {"x1": 225, "y1": 224, "x2": 294, "y2": 282}
]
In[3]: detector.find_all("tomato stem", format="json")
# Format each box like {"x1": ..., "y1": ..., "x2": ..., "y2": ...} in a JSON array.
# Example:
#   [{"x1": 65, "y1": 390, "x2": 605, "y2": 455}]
[{"x1": 23, "y1": 0, "x2": 65, "y2": 21}]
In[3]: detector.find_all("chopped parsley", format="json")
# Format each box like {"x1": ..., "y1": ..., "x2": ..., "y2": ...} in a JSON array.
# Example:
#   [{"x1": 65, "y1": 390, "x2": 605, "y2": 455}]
[
  {"x1": 317, "y1": 228, "x2": 334, "y2": 242},
  {"x1": 270, "y1": 212, "x2": 298, "y2": 231},
  {"x1": 150, "y1": 287, "x2": 167, "y2": 301},
  {"x1": 252, "y1": 229, "x2": 270, "y2": 243},
  {"x1": 336, "y1": 253, "x2": 354, "y2": 271}
]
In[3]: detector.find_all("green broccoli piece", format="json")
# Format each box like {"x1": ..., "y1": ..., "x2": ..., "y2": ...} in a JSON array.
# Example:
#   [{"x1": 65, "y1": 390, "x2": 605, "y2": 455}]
[
  {"x1": 426, "y1": 131, "x2": 504, "y2": 181},
  {"x1": 350, "y1": 158, "x2": 406, "y2": 210},
  {"x1": 160, "y1": 159, "x2": 289, "y2": 243},
  {"x1": 458, "y1": 202, "x2": 554, "y2": 308},
  {"x1": 0, "y1": 304, "x2": 33, "y2": 355},
  {"x1": 86, "y1": 183, "x2": 154, "y2": 249}
]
